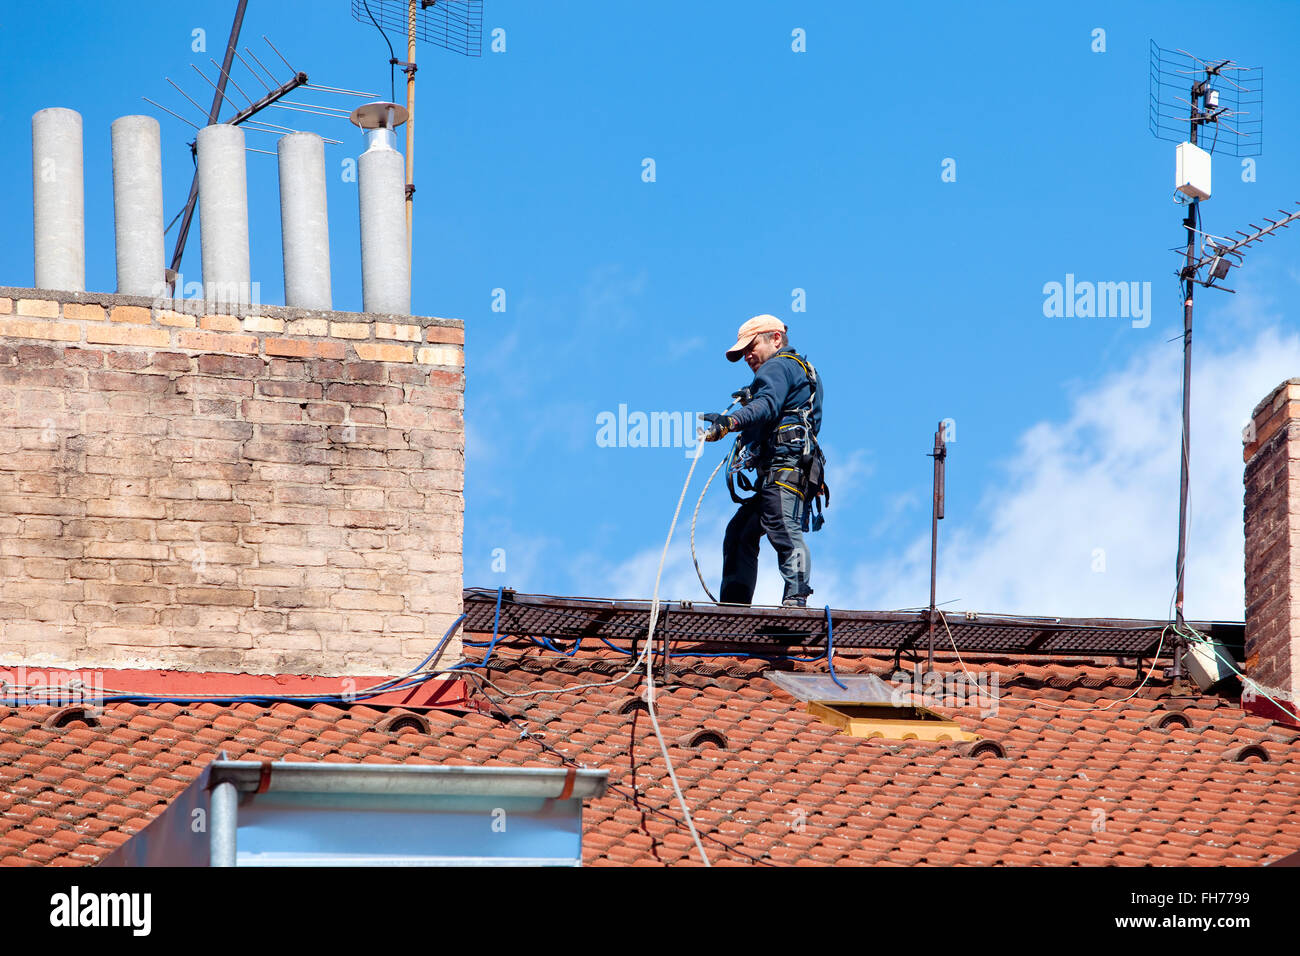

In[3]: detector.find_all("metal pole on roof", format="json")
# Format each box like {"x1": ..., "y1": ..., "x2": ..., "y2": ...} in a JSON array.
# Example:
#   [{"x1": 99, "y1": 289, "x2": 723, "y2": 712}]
[
  {"x1": 210, "y1": 780, "x2": 238, "y2": 866},
  {"x1": 927, "y1": 422, "x2": 947, "y2": 672},
  {"x1": 404, "y1": 0, "x2": 417, "y2": 296},
  {"x1": 1171, "y1": 80, "x2": 1201, "y2": 687}
]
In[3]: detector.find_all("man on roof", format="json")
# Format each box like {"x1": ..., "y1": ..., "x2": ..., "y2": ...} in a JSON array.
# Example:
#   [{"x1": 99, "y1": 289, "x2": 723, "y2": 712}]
[{"x1": 700, "y1": 314, "x2": 828, "y2": 608}]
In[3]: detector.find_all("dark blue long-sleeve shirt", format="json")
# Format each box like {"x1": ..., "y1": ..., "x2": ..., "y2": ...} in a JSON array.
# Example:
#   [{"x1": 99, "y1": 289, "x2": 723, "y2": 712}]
[{"x1": 730, "y1": 349, "x2": 822, "y2": 453}]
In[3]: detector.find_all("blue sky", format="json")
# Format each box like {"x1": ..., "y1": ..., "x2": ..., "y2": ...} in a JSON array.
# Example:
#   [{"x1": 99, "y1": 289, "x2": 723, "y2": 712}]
[{"x1": 2, "y1": 0, "x2": 1299, "y2": 620}]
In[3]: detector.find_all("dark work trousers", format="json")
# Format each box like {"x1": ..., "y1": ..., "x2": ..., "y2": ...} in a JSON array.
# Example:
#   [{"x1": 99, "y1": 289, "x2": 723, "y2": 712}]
[{"x1": 719, "y1": 456, "x2": 812, "y2": 605}]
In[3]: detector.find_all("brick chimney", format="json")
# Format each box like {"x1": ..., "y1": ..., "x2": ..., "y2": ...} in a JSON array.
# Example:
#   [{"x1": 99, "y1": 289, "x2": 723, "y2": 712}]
[
  {"x1": 1242, "y1": 378, "x2": 1300, "y2": 724},
  {"x1": 0, "y1": 288, "x2": 465, "y2": 678}
]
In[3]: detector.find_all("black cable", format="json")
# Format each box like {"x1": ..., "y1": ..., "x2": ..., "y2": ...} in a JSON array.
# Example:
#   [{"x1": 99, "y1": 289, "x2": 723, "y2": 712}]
[{"x1": 361, "y1": 0, "x2": 397, "y2": 103}]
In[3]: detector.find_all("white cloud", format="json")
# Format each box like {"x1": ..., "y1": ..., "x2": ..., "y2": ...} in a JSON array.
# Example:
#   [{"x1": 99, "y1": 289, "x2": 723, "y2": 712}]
[
  {"x1": 581, "y1": 265, "x2": 648, "y2": 331},
  {"x1": 836, "y1": 323, "x2": 1300, "y2": 621},
  {"x1": 824, "y1": 446, "x2": 874, "y2": 500},
  {"x1": 870, "y1": 489, "x2": 923, "y2": 539},
  {"x1": 667, "y1": 336, "x2": 706, "y2": 361}
]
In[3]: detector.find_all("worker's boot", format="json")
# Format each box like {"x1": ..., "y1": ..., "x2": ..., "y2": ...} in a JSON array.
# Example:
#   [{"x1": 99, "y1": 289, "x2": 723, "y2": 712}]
[{"x1": 781, "y1": 596, "x2": 807, "y2": 608}]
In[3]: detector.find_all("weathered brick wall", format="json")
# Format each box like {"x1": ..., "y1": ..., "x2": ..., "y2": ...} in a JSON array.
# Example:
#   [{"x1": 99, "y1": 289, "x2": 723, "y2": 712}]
[
  {"x1": 1243, "y1": 378, "x2": 1300, "y2": 704},
  {"x1": 0, "y1": 287, "x2": 464, "y2": 676}
]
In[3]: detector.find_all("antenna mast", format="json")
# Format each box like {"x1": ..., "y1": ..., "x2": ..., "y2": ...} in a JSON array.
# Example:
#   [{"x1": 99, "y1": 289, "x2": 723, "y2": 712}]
[
  {"x1": 1149, "y1": 43, "x2": 1279, "y2": 679},
  {"x1": 927, "y1": 421, "x2": 947, "y2": 672},
  {"x1": 350, "y1": 0, "x2": 483, "y2": 306},
  {"x1": 406, "y1": 1, "x2": 417, "y2": 277}
]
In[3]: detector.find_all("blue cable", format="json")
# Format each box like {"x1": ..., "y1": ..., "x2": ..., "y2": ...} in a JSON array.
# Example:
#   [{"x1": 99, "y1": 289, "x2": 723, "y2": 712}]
[
  {"x1": 457, "y1": 639, "x2": 585, "y2": 671},
  {"x1": 44, "y1": 613, "x2": 470, "y2": 707},
  {"x1": 450, "y1": 586, "x2": 509, "y2": 671},
  {"x1": 469, "y1": 634, "x2": 824, "y2": 662},
  {"x1": 825, "y1": 605, "x2": 846, "y2": 689},
  {"x1": 480, "y1": 585, "x2": 505, "y2": 668},
  {"x1": 372, "y1": 613, "x2": 468, "y2": 691}
]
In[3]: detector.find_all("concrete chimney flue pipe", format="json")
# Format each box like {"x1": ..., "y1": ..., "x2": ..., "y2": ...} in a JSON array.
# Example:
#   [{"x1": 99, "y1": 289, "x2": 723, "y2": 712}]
[
  {"x1": 277, "y1": 131, "x2": 332, "y2": 311},
  {"x1": 110, "y1": 115, "x2": 165, "y2": 296},
  {"x1": 358, "y1": 127, "x2": 410, "y2": 316},
  {"x1": 196, "y1": 123, "x2": 252, "y2": 307},
  {"x1": 31, "y1": 108, "x2": 86, "y2": 292}
]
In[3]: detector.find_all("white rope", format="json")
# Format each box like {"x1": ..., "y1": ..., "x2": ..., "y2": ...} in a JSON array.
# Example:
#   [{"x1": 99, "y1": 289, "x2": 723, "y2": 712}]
[
  {"x1": 643, "y1": 436, "x2": 711, "y2": 866},
  {"x1": 690, "y1": 452, "x2": 729, "y2": 604}
]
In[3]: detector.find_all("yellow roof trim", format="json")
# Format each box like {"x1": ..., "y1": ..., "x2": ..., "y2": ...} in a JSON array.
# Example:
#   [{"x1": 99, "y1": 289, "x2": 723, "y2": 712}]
[{"x1": 807, "y1": 701, "x2": 979, "y2": 743}]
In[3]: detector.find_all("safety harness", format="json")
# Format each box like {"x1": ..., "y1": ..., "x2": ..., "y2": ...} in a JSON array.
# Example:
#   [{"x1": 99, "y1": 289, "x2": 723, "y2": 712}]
[{"x1": 725, "y1": 350, "x2": 830, "y2": 532}]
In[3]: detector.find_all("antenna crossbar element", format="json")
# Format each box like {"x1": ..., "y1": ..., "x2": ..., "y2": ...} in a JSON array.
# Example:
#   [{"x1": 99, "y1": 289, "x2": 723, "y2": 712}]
[
  {"x1": 141, "y1": 96, "x2": 200, "y2": 129},
  {"x1": 151, "y1": 21, "x2": 364, "y2": 283},
  {"x1": 243, "y1": 46, "x2": 283, "y2": 88},
  {"x1": 1184, "y1": 203, "x2": 1300, "y2": 290},
  {"x1": 165, "y1": 67, "x2": 309, "y2": 284},
  {"x1": 223, "y1": 73, "x2": 310, "y2": 129}
]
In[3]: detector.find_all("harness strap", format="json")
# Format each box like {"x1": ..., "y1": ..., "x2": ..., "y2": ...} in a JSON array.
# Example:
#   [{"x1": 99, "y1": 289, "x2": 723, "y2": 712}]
[{"x1": 727, "y1": 351, "x2": 829, "y2": 524}]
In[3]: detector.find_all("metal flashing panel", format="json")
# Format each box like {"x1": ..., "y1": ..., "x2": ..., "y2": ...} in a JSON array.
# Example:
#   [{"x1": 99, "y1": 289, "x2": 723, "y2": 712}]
[{"x1": 99, "y1": 765, "x2": 214, "y2": 867}]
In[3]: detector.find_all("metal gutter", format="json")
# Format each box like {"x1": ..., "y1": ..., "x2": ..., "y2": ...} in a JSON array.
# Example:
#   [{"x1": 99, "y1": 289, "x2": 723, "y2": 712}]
[{"x1": 207, "y1": 760, "x2": 608, "y2": 799}]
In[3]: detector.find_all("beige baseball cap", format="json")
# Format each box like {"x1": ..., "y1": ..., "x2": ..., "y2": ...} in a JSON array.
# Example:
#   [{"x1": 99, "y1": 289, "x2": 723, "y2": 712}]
[{"x1": 725, "y1": 314, "x2": 786, "y2": 362}]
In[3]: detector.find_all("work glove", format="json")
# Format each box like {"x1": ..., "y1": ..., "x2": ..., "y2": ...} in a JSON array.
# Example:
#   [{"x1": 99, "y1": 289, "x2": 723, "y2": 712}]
[{"x1": 700, "y1": 413, "x2": 738, "y2": 443}]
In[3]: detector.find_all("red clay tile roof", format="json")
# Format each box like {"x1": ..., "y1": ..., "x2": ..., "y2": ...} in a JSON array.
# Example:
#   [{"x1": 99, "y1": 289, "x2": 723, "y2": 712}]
[{"x1": 2, "y1": 641, "x2": 1299, "y2": 866}]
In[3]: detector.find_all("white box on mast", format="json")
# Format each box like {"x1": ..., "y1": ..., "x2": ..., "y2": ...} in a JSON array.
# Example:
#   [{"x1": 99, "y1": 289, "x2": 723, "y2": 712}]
[{"x1": 1176, "y1": 141, "x2": 1212, "y2": 200}]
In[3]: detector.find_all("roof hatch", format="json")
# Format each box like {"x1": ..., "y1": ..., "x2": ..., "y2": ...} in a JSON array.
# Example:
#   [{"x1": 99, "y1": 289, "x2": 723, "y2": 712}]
[{"x1": 768, "y1": 672, "x2": 979, "y2": 743}]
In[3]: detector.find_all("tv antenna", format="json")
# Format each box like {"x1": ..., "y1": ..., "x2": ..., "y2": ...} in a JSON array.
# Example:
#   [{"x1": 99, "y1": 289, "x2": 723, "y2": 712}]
[
  {"x1": 1148, "y1": 43, "x2": 1295, "y2": 684},
  {"x1": 349, "y1": 0, "x2": 484, "y2": 300},
  {"x1": 143, "y1": 0, "x2": 379, "y2": 294},
  {"x1": 1149, "y1": 42, "x2": 1263, "y2": 157}
]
